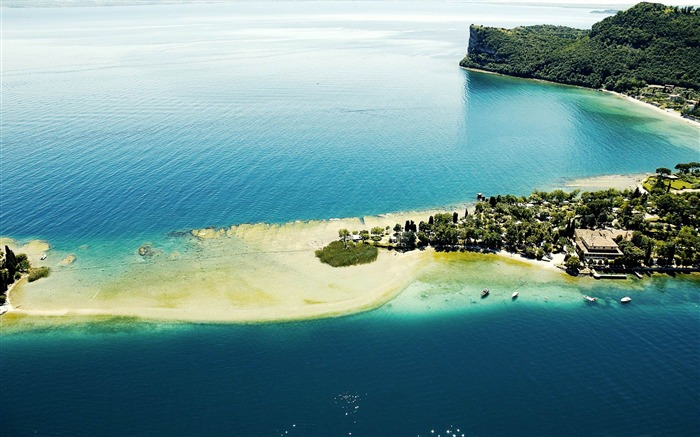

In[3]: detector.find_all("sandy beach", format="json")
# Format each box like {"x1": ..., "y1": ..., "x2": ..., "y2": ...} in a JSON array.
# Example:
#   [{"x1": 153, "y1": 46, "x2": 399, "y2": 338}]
[
  {"x1": 604, "y1": 90, "x2": 700, "y2": 128},
  {"x1": 463, "y1": 67, "x2": 700, "y2": 128},
  {"x1": 560, "y1": 173, "x2": 648, "y2": 192}
]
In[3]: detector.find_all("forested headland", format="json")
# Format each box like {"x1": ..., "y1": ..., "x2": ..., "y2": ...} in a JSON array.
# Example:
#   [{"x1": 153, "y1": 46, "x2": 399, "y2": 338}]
[{"x1": 460, "y1": 2, "x2": 700, "y2": 118}]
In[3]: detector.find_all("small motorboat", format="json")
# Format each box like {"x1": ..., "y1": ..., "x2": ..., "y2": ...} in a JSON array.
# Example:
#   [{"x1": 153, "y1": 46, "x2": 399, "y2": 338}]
[
  {"x1": 583, "y1": 295, "x2": 597, "y2": 302},
  {"x1": 512, "y1": 291, "x2": 519, "y2": 299},
  {"x1": 481, "y1": 288, "x2": 490, "y2": 298},
  {"x1": 40, "y1": 254, "x2": 47, "y2": 260},
  {"x1": 621, "y1": 296, "x2": 632, "y2": 303}
]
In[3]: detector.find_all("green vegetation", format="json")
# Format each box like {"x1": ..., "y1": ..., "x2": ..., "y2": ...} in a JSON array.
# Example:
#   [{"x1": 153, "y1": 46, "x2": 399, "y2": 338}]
[
  {"x1": 333, "y1": 162, "x2": 699, "y2": 271},
  {"x1": 1, "y1": 246, "x2": 24, "y2": 297},
  {"x1": 643, "y1": 164, "x2": 700, "y2": 191},
  {"x1": 565, "y1": 255, "x2": 581, "y2": 270},
  {"x1": 1, "y1": 245, "x2": 51, "y2": 305},
  {"x1": 28, "y1": 266, "x2": 51, "y2": 282},
  {"x1": 643, "y1": 176, "x2": 693, "y2": 191},
  {"x1": 315, "y1": 240, "x2": 379, "y2": 267},
  {"x1": 460, "y1": 3, "x2": 700, "y2": 95}
]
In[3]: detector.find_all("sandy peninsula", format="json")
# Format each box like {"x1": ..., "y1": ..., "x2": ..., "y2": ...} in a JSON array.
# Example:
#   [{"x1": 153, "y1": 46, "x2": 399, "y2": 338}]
[
  {"x1": 2, "y1": 213, "x2": 453, "y2": 327},
  {"x1": 0, "y1": 177, "x2": 658, "y2": 330}
]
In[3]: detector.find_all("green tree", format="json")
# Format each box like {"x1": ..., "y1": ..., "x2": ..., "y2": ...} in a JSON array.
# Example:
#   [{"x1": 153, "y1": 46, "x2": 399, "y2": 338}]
[
  {"x1": 16, "y1": 254, "x2": 30, "y2": 273},
  {"x1": 359, "y1": 230, "x2": 370, "y2": 243},
  {"x1": 400, "y1": 231, "x2": 417, "y2": 250},
  {"x1": 483, "y1": 231, "x2": 501, "y2": 249},
  {"x1": 565, "y1": 255, "x2": 581, "y2": 270},
  {"x1": 338, "y1": 228, "x2": 350, "y2": 248}
]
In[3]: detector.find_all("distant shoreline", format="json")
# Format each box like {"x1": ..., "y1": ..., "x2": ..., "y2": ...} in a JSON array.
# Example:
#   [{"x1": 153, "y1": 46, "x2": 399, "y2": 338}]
[{"x1": 461, "y1": 66, "x2": 700, "y2": 128}]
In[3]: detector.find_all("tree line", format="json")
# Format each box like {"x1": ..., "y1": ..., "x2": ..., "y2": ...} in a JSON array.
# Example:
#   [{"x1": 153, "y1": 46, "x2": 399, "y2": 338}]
[{"x1": 331, "y1": 162, "x2": 700, "y2": 270}]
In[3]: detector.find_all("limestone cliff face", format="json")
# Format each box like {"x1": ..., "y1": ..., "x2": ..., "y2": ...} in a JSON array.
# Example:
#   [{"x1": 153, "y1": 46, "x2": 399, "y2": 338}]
[
  {"x1": 467, "y1": 25, "x2": 498, "y2": 58},
  {"x1": 461, "y1": 25, "x2": 503, "y2": 68}
]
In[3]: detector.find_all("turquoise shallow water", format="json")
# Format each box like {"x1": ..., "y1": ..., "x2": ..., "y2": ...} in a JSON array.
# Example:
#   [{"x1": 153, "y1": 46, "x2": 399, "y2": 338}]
[{"x1": 1, "y1": 2, "x2": 699, "y2": 436}]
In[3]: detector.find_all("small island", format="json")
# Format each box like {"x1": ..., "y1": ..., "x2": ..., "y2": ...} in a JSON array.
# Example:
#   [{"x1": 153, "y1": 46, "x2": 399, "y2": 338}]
[{"x1": 460, "y1": 2, "x2": 700, "y2": 121}]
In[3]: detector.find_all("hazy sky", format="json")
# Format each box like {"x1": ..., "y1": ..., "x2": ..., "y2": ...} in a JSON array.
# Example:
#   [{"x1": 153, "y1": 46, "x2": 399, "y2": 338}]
[
  {"x1": 488, "y1": 0, "x2": 699, "y2": 6},
  {"x1": 2, "y1": 0, "x2": 700, "y2": 7}
]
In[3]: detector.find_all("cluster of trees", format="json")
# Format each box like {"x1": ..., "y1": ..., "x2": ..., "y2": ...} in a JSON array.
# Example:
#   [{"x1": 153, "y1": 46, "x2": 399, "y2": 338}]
[
  {"x1": 460, "y1": 3, "x2": 700, "y2": 91},
  {"x1": 673, "y1": 162, "x2": 700, "y2": 174},
  {"x1": 682, "y1": 102, "x2": 700, "y2": 118},
  {"x1": 379, "y1": 193, "x2": 575, "y2": 258},
  {"x1": 330, "y1": 163, "x2": 699, "y2": 270},
  {"x1": 1, "y1": 246, "x2": 30, "y2": 304},
  {"x1": 0, "y1": 245, "x2": 51, "y2": 305},
  {"x1": 338, "y1": 226, "x2": 391, "y2": 245}
]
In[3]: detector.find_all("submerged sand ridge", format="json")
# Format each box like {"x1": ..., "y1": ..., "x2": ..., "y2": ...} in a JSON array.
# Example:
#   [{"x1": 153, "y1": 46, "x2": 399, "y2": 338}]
[
  {"x1": 5, "y1": 215, "x2": 447, "y2": 325},
  {"x1": 0, "y1": 237, "x2": 50, "y2": 266}
]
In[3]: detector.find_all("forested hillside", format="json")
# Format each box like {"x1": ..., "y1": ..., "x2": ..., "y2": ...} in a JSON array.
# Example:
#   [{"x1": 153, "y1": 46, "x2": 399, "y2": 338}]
[{"x1": 460, "y1": 2, "x2": 700, "y2": 92}]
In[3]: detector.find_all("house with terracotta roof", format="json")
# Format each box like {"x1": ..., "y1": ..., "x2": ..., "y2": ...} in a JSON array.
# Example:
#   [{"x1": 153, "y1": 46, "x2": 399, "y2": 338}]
[{"x1": 574, "y1": 229, "x2": 627, "y2": 262}]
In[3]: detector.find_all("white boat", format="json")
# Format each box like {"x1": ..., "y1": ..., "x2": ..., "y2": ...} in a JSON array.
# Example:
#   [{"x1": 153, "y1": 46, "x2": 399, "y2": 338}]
[
  {"x1": 512, "y1": 291, "x2": 519, "y2": 299},
  {"x1": 583, "y1": 295, "x2": 597, "y2": 302},
  {"x1": 40, "y1": 254, "x2": 47, "y2": 260},
  {"x1": 621, "y1": 296, "x2": 632, "y2": 303},
  {"x1": 481, "y1": 288, "x2": 490, "y2": 298}
]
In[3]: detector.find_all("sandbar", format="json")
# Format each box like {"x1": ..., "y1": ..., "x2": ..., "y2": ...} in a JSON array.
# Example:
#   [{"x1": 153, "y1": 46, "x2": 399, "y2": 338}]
[
  {"x1": 3, "y1": 216, "x2": 443, "y2": 328},
  {"x1": 559, "y1": 173, "x2": 647, "y2": 192}
]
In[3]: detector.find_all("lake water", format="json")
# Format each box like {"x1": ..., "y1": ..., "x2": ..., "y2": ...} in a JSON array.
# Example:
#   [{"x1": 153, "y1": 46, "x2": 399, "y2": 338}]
[
  {"x1": 2, "y1": 1, "x2": 698, "y2": 245},
  {"x1": 1, "y1": 2, "x2": 699, "y2": 436},
  {"x1": 2, "y1": 274, "x2": 699, "y2": 436}
]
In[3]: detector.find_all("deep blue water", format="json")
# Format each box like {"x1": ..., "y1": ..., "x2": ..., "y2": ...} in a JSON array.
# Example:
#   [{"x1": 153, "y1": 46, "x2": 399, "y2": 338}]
[{"x1": 2, "y1": 277, "x2": 699, "y2": 437}]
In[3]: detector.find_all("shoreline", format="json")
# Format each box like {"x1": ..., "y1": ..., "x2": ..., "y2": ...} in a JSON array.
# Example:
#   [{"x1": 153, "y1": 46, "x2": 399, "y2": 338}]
[
  {"x1": 0, "y1": 172, "x2": 671, "y2": 330},
  {"x1": 603, "y1": 89, "x2": 700, "y2": 127},
  {"x1": 461, "y1": 66, "x2": 700, "y2": 128},
  {"x1": 558, "y1": 173, "x2": 648, "y2": 192}
]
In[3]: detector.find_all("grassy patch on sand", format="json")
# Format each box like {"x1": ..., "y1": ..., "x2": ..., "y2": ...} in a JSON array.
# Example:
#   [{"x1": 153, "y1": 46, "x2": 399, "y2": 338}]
[
  {"x1": 315, "y1": 241, "x2": 378, "y2": 267},
  {"x1": 28, "y1": 266, "x2": 51, "y2": 282},
  {"x1": 643, "y1": 176, "x2": 693, "y2": 191}
]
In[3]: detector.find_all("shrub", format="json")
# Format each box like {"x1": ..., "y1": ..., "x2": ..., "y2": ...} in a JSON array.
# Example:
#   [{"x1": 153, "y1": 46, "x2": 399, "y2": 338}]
[
  {"x1": 28, "y1": 266, "x2": 51, "y2": 282},
  {"x1": 315, "y1": 241, "x2": 378, "y2": 267}
]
